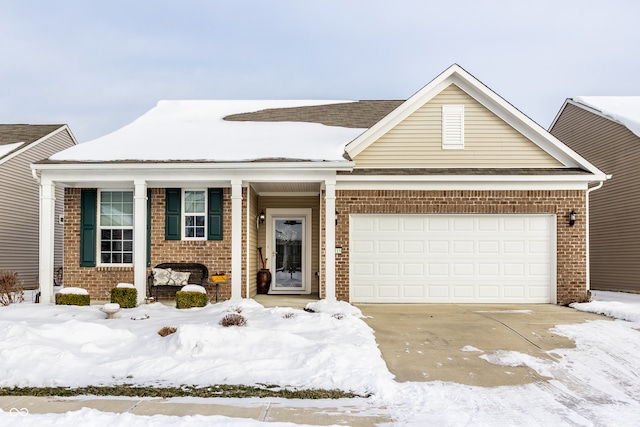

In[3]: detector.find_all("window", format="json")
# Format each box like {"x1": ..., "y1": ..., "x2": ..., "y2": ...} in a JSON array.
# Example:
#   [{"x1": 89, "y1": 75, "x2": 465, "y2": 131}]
[
  {"x1": 99, "y1": 191, "x2": 133, "y2": 264},
  {"x1": 165, "y1": 188, "x2": 223, "y2": 241},
  {"x1": 183, "y1": 190, "x2": 206, "y2": 239},
  {"x1": 442, "y1": 104, "x2": 464, "y2": 149}
]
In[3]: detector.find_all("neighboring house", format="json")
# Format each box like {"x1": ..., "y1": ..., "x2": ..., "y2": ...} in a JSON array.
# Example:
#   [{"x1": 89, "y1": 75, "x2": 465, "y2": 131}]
[
  {"x1": 550, "y1": 97, "x2": 640, "y2": 294},
  {"x1": 33, "y1": 65, "x2": 607, "y2": 305},
  {"x1": 0, "y1": 125, "x2": 77, "y2": 288}
]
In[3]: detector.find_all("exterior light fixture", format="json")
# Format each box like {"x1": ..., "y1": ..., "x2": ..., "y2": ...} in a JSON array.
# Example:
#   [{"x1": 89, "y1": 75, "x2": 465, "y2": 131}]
[
  {"x1": 257, "y1": 210, "x2": 266, "y2": 229},
  {"x1": 569, "y1": 210, "x2": 576, "y2": 226},
  {"x1": 335, "y1": 209, "x2": 339, "y2": 226}
]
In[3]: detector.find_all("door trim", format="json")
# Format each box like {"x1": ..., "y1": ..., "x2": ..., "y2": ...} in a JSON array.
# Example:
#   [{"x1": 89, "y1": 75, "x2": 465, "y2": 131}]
[{"x1": 266, "y1": 208, "x2": 312, "y2": 294}]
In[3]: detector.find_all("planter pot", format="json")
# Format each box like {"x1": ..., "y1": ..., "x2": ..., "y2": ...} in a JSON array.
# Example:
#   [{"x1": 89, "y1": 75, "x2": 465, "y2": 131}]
[{"x1": 257, "y1": 269, "x2": 272, "y2": 294}]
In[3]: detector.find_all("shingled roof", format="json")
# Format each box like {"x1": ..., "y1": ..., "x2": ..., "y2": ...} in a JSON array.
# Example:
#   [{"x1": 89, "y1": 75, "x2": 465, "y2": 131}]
[
  {"x1": 0, "y1": 124, "x2": 63, "y2": 146},
  {"x1": 223, "y1": 100, "x2": 404, "y2": 129}
]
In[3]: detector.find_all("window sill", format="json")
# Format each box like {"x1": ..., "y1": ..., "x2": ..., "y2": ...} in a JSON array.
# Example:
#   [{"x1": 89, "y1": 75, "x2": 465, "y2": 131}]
[{"x1": 96, "y1": 266, "x2": 134, "y2": 272}]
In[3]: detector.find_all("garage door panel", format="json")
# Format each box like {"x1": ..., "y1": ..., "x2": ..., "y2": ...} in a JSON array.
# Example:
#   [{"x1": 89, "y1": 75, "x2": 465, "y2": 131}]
[
  {"x1": 478, "y1": 240, "x2": 500, "y2": 254},
  {"x1": 403, "y1": 263, "x2": 424, "y2": 276},
  {"x1": 378, "y1": 217, "x2": 401, "y2": 232},
  {"x1": 453, "y1": 241, "x2": 474, "y2": 253},
  {"x1": 429, "y1": 241, "x2": 449, "y2": 253},
  {"x1": 351, "y1": 214, "x2": 554, "y2": 303},
  {"x1": 403, "y1": 241, "x2": 424, "y2": 253},
  {"x1": 378, "y1": 263, "x2": 399, "y2": 275},
  {"x1": 352, "y1": 240, "x2": 374, "y2": 254},
  {"x1": 378, "y1": 240, "x2": 399, "y2": 253},
  {"x1": 429, "y1": 263, "x2": 449, "y2": 275}
]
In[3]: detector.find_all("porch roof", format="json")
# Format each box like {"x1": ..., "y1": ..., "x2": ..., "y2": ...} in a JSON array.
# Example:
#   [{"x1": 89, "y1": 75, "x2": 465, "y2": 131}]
[{"x1": 48, "y1": 100, "x2": 397, "y2": 163}]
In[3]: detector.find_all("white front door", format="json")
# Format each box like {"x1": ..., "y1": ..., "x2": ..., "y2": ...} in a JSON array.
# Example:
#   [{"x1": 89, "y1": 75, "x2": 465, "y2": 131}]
[{"x1": 267, "y1": 209, "x2": 312, "y2": 294}]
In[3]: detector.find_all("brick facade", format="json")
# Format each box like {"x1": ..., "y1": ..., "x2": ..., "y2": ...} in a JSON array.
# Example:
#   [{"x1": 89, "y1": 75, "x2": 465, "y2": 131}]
[
  {"x1": 327, "y1": 189, "x2": 588, "y2": 305},
  {"x1": 65, "y1": 187, "x2": 588, "y2": 305},
  {"x1": 64, "y1": 187, "x2": 245, "y2": 301}
]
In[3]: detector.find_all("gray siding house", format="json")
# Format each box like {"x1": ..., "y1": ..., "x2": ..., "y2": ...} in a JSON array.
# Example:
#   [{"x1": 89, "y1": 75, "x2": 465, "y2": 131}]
[
  {"x1": 550, "y1": 97, "x2": 640, "y2": 294},
  {"x1": 0, "y1": 125, "x2": 77, "y2": 288}
]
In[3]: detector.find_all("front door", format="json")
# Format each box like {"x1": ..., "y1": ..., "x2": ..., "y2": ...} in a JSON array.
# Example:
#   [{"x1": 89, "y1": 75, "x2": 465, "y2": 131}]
[{"x1": 266, "y1": 209, "x2": 312, "y2": 294}]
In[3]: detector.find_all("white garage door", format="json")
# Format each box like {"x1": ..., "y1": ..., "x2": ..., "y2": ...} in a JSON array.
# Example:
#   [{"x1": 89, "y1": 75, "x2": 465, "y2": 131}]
[{"x1": 350, "y1": 214, "x2": 555, "y2": 303}]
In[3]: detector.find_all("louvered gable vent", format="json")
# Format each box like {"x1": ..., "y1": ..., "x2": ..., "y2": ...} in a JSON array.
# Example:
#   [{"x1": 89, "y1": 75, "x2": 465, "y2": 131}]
[{"x1": 442, "y1": 104, "x2": 464, "y2": 149}]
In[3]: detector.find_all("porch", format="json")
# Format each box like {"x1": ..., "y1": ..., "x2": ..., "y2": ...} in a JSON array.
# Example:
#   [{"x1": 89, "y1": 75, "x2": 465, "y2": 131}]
[{"x1": 36, "y1": 168, "x2": 342, "y2": 305}]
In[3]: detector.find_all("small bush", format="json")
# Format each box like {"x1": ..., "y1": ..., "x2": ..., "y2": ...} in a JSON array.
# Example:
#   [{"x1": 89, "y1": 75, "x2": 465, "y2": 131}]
[
  {"x1": 175, "y1": 291, "x2": 208, "y2": 309},
  {"x1": 0, "y1": 271, "x2": 24, "y2": 306},
  {"x1": 110, "y1": 287, "x2": 137, "y2": 308},
  {"x1": 158, "y1": 326, "x2": 177, "y2": 337},
  {"x1": 55, "y1": 293, "x2": 90, "y2": 306},
  {"x1": 220, "y1": 313, "x2": 247, "y2": 327}
]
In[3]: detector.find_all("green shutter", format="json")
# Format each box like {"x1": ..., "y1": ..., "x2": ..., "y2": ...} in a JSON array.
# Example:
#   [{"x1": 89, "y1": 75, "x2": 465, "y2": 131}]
[
  {"x1": 208, "y1": 188, "x2": 223, "y2": 240},
  {"x1": 80, "y1": 189, "x2": 97, "y2": 267},
  {"x1": 147, "y1": 189, "x2": 152, "y2": 266},
  {"x1": 165, "y1": 188, "x2": 181, "y2": 240}
]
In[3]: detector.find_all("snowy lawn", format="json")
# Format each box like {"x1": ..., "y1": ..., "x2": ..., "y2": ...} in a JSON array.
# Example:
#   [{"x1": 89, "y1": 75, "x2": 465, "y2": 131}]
[{"x1": 1, "y1": 290, "x2": 640, "y2": 426}]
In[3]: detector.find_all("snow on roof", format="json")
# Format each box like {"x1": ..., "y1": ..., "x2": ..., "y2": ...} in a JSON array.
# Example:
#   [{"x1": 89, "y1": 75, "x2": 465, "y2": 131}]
[
  {"x1": 50, "y1": 100, "x2": 367, "y2": 162},
  {"x1": 0, "y1": 141, "x2": 25, "y2": 158},
  {"x1": 574, "y1": 96, "x2": 640, "y2": 138}
]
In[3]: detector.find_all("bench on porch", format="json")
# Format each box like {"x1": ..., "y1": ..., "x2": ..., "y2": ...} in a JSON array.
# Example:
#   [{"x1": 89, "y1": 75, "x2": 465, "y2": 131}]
[{"x1": 148, "y1": 262, "x2": 224, "y2": 302}]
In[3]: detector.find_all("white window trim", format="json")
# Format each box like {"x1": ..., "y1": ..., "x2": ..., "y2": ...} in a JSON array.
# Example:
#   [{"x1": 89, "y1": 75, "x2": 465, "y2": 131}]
[
  {"x1": 97, "y1": 189, "x2": 134, "y2": 267},
  {"x1": 182, "y1": 189, "x2": 207, "y2": 240},
  {"x1": 442, "y1": 104, "x2": 464, "y2": 150}
]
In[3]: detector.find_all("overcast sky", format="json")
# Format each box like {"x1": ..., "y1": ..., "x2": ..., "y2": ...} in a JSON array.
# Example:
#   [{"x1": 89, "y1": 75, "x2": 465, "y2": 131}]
[{"x1": 1, "y1": 0, "x2": 639, "y2": 143}]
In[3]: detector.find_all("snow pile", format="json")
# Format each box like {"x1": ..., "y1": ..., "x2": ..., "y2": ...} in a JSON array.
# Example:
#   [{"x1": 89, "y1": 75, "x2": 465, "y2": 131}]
[
  {"x1": 0, "y1": 141, "x2": 24, "y2": 158},
  {"x1": 0, "y1": 407, "x2": 326, "y2": 427},
  {"x1": 571, "y1": 290, "x2": 640, "y2": 322},
  {"x1": 0, "y1": 299, "x2": 393, "y2": 395},
  {"x1": 49, "y1": 100, "x2": 366, "y2": 162},
  {"x1": 2, "y1": 291, "x2": 640, "y2": 425},
  {"x1": 57, "y1": 287, "x2": 88, "y2": 295},
  {"x1": 574, "y1": 96, "x2": 640, "y2": 138}
]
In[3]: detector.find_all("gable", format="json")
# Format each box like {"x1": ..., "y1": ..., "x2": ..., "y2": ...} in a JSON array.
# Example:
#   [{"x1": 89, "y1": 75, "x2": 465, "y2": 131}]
[{"x1": 352, "y1": 84, "x2": 563, "y2": 168}]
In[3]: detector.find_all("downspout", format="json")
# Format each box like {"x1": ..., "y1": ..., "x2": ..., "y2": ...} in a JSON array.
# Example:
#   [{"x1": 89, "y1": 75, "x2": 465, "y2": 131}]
[{"x1": 585, "y1": 177, "x2": 609, "y2": 293}]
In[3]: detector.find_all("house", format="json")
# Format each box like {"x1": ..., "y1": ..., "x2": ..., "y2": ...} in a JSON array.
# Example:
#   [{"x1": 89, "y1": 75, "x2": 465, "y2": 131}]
[
  {"x1": 32, "y1": 65, "x2": 607, "y2": 305},
  {"x1": 550, "y1": 97, "x2": 640, "y2": 294},
  {"x1": 0, "y1": 124, "x2": 77, "y2": 288}
]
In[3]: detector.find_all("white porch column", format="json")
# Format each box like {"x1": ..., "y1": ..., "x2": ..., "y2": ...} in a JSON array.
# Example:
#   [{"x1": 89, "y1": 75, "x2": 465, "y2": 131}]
[
  {"x1": 231, "y1": 179, "x2": 243, "y2": 300},
  {"x1": 133, "y1": 180, "x2": 148, "y2": 305},
  {"x1": 324, "y1": 180, "x2": 337, "y2": 302},
  {"x1": 38, "y1": 179, "x2": 56, "y2": 303}
]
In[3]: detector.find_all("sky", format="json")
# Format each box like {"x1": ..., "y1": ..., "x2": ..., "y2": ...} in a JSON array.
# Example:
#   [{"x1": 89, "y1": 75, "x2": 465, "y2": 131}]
[{"x1": 1, "y1": 0, "x2": 639, "y2": 143}]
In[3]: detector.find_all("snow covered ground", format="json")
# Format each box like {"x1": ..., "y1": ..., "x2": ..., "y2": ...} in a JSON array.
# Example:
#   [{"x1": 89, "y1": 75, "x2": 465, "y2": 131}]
[{"x1": 1, "y1": 290, "x2": 639, "y2": 426}]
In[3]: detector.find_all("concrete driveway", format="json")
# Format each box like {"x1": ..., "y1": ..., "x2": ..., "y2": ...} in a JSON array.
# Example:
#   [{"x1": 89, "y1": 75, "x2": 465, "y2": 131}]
[{"x1": 357, "y1": 304, "x2": 608, "y2": 387}]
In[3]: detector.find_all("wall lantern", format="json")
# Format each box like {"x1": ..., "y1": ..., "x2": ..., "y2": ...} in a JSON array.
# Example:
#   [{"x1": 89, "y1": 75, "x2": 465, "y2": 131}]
[
  {"x1": 256, "y1": 210, "x2": 266, "y2": 229},
  {"x1": 335, "y1": 209, "x2": 339, "y2": 226},
  {"x1": 569, "y1": 210, "x2": 576, "y2": 227}
]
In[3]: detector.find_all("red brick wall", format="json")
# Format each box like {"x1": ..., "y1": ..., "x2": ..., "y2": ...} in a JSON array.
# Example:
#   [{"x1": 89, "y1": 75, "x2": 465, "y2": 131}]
[
  {"x1": 64, "y1": 187, "x2": 242, "y2": 301},
  {"x1": 329, "y1": 189, "x2": 587, "y2": 305}
]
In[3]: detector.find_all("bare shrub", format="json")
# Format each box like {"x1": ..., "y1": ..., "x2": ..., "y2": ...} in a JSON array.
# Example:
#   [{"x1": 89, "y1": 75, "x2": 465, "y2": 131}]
[
  {"x1": 219, "y1": 313, "x2": 247, "y2": 327},
  {"x1": 158, "y1": 326, "x2": 177, "y2": 337},
  {"x1": 0, "y1": 270, "x2": 24, "y2": 306},
  {"x1": 282, "y1": 312, "x2": 297, "y2": 319}
]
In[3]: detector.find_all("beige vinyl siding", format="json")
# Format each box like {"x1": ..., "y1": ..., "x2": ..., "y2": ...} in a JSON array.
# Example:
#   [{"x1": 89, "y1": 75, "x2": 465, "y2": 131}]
[
  {"x1": 247, "y1": 186, "x2": 259, "y2": 297},
  {"x1": 551, "y1": 103, "x2": 640, "y2": 293},
  {"x1": 257, "y1": 195, "x2": 320, "y2": 294},
  {"x1": 0, "y1": 128, "x2": 75, "y2": 288},
  {"x1": 354, "y1": 84, "x2": 563, "y2": 168}
]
